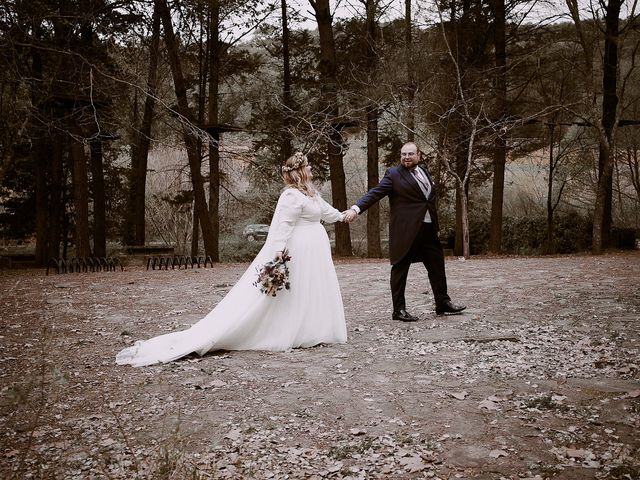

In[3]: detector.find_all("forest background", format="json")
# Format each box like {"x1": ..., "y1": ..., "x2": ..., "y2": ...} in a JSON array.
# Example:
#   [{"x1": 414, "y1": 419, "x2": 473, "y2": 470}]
[{"x1": 1, "y1": 0, "x2": 639, "y2": 265}]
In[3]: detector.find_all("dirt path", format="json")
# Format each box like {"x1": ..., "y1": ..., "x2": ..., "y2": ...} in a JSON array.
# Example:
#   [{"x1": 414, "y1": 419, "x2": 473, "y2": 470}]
[{"x1": 1, "y1": 253, "x2": 639, "y2": 479}]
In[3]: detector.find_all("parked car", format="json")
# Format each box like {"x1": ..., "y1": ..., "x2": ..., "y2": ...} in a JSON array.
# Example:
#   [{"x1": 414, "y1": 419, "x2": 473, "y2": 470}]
[{"x1": 243, "y1": 224, "x2": 269, "y2": 242}]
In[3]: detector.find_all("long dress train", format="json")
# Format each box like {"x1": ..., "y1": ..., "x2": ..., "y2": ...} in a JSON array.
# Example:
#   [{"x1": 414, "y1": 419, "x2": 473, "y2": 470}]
[{"x1": 116, "y1": 188, "x2": 347, "y2": 367}]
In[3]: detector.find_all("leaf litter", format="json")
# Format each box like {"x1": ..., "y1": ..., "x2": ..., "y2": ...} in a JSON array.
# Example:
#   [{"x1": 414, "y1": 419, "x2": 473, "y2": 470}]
[{"x1": 1, "y1": 254, "x2": 639, "y2": 479}]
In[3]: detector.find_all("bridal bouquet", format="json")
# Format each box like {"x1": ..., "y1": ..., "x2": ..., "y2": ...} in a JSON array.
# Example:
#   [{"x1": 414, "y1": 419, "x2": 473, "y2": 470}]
[{"x1": 254, "y1": 249, "x2": 291, "y2": 297}]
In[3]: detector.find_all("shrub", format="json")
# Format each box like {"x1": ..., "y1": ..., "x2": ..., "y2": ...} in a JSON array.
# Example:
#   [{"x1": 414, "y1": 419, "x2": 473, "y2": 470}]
[
  {"x1": 220, "y1": 235, "x2": 264, "y2": 262},
  {"x1": 553, "y1": 212, "x2": 592, "y2": 253},
  {"x1": 464, "y1": 210, "x2": 593, "y2": 255}
]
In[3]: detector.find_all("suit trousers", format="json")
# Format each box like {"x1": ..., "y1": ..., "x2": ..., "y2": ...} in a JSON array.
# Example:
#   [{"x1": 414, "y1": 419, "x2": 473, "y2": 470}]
[{"x1": 390, "y1": 222, "x2": 450, "y2": 312}]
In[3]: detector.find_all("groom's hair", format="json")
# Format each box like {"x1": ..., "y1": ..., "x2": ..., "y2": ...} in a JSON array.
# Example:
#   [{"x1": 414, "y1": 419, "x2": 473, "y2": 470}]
[{"x1": 402, "y1": 142, "x2": 422, "y2": 157}]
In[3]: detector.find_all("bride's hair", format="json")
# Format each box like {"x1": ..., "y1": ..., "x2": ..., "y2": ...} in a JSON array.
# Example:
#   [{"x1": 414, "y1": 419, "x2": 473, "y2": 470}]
[{"x1": 282, "y1": 152, "x2": 317, "y2": 197}]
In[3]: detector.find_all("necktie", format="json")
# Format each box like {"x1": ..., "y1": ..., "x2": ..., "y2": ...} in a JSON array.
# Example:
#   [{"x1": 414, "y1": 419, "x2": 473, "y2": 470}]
[
  {"x1": 412, "y1": 169, "x2": 432, "y2": 223},
  {"x1": 412, "y1": 168, "x2": 431, "y2": 199}
]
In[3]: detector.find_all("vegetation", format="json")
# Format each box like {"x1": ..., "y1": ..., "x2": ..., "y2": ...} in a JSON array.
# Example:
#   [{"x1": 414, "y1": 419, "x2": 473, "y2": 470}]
[{"x1": 0, "y1": 0, "x2": 639, "y2": 264}]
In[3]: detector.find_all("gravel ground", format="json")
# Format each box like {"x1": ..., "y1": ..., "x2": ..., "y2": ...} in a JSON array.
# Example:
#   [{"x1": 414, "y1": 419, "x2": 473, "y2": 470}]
[{"x1": 1, "y1": 252, "x2": 639, "y2": 479}]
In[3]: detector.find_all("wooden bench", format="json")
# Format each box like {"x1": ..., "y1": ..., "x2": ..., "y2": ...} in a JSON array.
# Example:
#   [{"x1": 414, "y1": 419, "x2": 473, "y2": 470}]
[
  {"x1": 0, "y1": 253, "x2": 37, "y2": 269},
  {"x1": 123, "y1": 245, "x2": 175, "y2": 256}
]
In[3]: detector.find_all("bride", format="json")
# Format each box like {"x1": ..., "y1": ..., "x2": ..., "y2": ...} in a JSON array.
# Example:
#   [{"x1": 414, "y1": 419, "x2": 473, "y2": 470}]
[{"x1": 116, "y1": 152, "x2": 348, "y2": 367}]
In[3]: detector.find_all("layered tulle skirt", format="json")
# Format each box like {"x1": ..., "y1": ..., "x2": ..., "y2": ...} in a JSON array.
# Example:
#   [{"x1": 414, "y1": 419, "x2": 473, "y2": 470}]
[{"x1": 116, "y1": 222, "x2": 346, "y2": 367}]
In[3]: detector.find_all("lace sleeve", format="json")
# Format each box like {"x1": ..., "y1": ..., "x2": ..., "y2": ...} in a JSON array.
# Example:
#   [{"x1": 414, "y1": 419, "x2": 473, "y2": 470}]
[{"x1": 267, "y1": 189, "x2": 303, "y2": 253}]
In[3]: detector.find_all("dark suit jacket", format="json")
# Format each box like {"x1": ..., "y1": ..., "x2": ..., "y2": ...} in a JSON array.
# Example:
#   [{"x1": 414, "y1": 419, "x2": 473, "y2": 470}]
[{"x1": 356, "y1": 164, "x2": 439, "y2": 265}]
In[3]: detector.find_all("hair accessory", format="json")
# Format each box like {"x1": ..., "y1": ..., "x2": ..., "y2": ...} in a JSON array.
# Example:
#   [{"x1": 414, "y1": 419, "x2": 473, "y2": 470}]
[{"x1": 282, "y1": 152, "x2": 307, "y2": 172}]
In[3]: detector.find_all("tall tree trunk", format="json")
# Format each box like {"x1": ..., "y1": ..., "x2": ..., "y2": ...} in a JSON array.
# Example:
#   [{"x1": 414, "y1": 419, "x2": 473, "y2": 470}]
[
  {"x1": 31, "y1": 25, "x2": 48, "y2": 266},
  {"x1": 156, "y1": 0, "x2": 217, "y2": 256},
  {"x1": 208, "y1": 131, "x2": 220, "y2": 262},
  {"x1": 545, "y1": 123, "x2": 556, "y2": 254},
  {"x1": 460, "y1": 188, "x2": 470, "y2": 259},
  {"x1": 281, "y1": 0, "x2": 293, "y2": 161},
  {"x1": 404, "y1": 0, "x2": 415, "y2": 141},
  {"x1": 458, "y1": 122, "x2": 479, "y2": 259},
  {"x1": 328, "y1": 133, "x2": 351, "y2": 255},
  {"x1": 132, "y1": 7, "x2": 161, "y2": 246},
  {"x1": 69, "y1": 121, "x2": 91, "y2": 258},
  {"x1": 488, "y1": 0, "x2": 506, "y2": 254},
  {"x1": 207, "y1": 0, "x2": 221, "y2": 262},
  {"x1": 191, "y1": 207, "x2": 200, "y2": 257},
  {"x1": 310, "y1": 0, "x2": 352, "y2": 256},
  {"x1": 125, "y1": 90, "x2": 139, "y2": 246},
  {"x1": 365, "y1": 0, "x2": 381, "y2": 257},
  {"x1": 90, "y1": 141, "x2": 106, "y2": 257},
  {"x1": 192, "y1": 6, "x2": 209, "y2": 258},
  {"x1": 593, "y1": 0, "x2": 622, "y2": 254},
  {"x1": 61, "y1": 159, "x2": 70, "y2": 260},
  {"x1": 366, "y1": 106, "x2": 382, "y2": 257},
  {"x1": 454, "y1": 147, "x2": 467, "y2": 256},
  {"x1": 48, "y1": 132, "x2": 64, "y2": 260},
  {"x1": 34, "y1": 136, "x2": 49, "y2": 266},
  {"x1": 78, "y1": 0, "x2": 104, "y2": 257}
]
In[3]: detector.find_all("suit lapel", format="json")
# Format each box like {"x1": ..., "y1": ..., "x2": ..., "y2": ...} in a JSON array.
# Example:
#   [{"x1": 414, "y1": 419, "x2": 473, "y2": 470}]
[
  {"x1": 400, "y1": 165, "x2": 435, "y2": 200},
  {"x1": 399, "y1": 166, "x2": 425, "y2": 198}
]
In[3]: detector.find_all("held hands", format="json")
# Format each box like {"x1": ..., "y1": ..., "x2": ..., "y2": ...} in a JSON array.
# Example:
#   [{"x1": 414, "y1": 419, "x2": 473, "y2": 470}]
[{"x1": 342, "y1": 209, "x2": 358, "y2": 224}]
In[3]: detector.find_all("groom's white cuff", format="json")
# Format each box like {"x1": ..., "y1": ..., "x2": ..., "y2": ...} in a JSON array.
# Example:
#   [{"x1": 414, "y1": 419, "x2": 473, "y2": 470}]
[{"x1": 350, "y1": 205, "x2": 361, "y2": 214}]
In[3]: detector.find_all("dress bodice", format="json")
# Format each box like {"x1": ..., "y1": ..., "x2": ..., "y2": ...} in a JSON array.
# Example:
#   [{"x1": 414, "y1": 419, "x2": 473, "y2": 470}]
[{"x1": 268, "y1": 188, "x2": 343, "y2": 253}]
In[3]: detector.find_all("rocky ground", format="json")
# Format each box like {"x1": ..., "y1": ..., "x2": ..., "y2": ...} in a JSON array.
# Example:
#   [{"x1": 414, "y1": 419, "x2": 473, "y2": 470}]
[{"x1": 1, "y1": 252, "x2": 639, "y2": 479}]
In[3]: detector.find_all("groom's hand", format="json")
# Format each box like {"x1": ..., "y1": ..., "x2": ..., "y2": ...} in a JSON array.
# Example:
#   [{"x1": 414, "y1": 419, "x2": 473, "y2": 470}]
[{"x1": 342, "y1": 209, "x2": 357, "y2": 223}]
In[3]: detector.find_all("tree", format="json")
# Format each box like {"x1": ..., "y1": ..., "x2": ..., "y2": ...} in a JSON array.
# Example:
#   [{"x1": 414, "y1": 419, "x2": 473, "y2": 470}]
[
  {"x1": 128, "y1": 6, "x2": 161, "y2": 247},
  {"x1": 433, "y1": 0, "x2": 493, "y2": 257},
  {"x1": 363, "y1": 0, "x2": 384, "y2": 258},
  {"x1": 207, "y1": 0, "x2": 222, "y2": 262},
  {"x1": 280, "y1": 0, "x2": 294, "y2": 162},
  {"x1": 0, "y1": 0, "x2": 138, "y2": 263},
  {"x1": 156, "y1": 0, "x2": 218, "y2": 256},
  {"x1": 309, "y1": 0, "x2": 352, "y2": 256},
  {"x1": 488, "y1": 0, "x2": 507, "y2": 253},
  {"x1": 404, "y1": 0, "x2": 415, "y2": 141},
  {"x1": 69, "y1": 120, "x2": 92, "y2": 258},
  {"x1": 565, "y1": 0, "x2": 639, "y2": 254}
]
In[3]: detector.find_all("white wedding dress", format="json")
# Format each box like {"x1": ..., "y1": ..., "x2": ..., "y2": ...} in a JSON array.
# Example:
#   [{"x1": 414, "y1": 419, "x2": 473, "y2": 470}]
[{"x1": 116, "y1": 188, "x2": 347, "y2": 367}]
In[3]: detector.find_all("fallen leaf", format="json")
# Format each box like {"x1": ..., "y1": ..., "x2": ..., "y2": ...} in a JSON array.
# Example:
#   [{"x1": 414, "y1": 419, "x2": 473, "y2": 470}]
[
  {"x1": 489, "y1": 449, "x2": 509, "y2": 458},
  {"x1": 399, "y1": 455, "x2": 427, "y2": 472},
  {"x1": 479, "y1": 399, "x2": 500, "y2": 410},
  {"x1": 449, "y1": 391, "x2": 468, "y2": 400},
  {"x1": 224, "y1": 429, "x2": 242, "y2": 441},
  {"x1": 206, "y1": 379, "x2": 228, "y2": 388},
  {"x1": 563, "y1": 447, "x2": 592, "y2": 459}
]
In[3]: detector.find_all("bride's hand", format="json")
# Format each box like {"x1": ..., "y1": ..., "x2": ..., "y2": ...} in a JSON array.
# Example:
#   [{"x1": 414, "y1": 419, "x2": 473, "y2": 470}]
[{"x1": 342, "y1": 209, "x2": 357, "y2": 223}]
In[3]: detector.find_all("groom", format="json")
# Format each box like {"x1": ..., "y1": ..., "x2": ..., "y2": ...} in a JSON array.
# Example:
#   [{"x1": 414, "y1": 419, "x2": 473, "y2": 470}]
[{"x1": 343, "y1": 142, "x2": 465, "y2": 322}]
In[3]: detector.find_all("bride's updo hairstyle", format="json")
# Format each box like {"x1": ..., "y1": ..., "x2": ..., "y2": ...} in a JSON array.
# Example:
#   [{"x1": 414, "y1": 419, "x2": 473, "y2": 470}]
[{"x1": 282, "y1": 152, "x2": 317, "y2": 197}]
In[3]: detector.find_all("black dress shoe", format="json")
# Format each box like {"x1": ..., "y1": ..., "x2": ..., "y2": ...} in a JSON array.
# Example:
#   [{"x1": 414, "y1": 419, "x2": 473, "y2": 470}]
[
  {"x1": 392, "y1": 309, "x2": 419, "y2": 322},
  {"x1": 435, "y1": 301, "x2": 466, "y2": 315}
]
